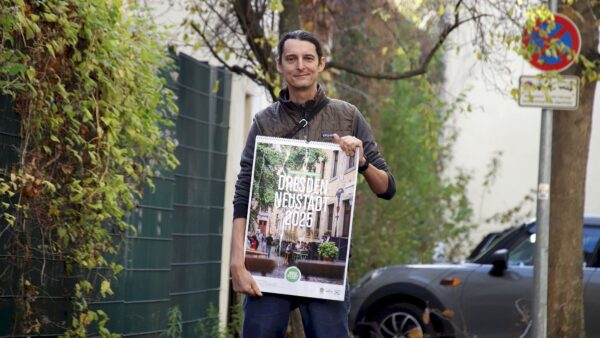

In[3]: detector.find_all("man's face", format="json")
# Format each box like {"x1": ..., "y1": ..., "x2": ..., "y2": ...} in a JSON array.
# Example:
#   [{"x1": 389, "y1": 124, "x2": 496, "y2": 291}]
[{"x1": 277, "y1": 39, "x2": 325, "y2": 91}]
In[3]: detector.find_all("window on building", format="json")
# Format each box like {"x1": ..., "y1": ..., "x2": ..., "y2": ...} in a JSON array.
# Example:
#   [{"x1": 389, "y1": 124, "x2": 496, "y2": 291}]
[
  {"x1": 327, "y1": 204, "x2": 334, "y2": 233},
  {"x1": 342, "y1": 200, "x2": 351, "y2": 237},
  {"x1": 347, "y1": 154, "x2": 355, "y2": 170},
  {"x1": 332, "y1": 151, "x2": 339, "y2": 177}
]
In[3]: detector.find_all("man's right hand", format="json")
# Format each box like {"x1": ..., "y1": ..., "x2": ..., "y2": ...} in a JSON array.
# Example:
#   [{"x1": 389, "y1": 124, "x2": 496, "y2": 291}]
[
  {"x1": 231, "y1": 264, "x2": 263, "y2": 296},
  {"x1": 230, "y1": 217, "x2": 263, "y2": 297}
]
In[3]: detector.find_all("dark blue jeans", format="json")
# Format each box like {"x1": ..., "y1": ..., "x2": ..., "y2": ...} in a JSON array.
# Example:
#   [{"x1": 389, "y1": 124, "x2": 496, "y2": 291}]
[{"x1": 242, "y1": 288, "x2": 350, "y2": 338}]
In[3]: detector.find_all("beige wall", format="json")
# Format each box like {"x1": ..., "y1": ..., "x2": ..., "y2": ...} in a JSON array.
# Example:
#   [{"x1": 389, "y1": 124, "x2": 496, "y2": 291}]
[
  {"x1": 444, "y1": 23, "x2": 600, "y2": 248},
  {"x1": 220, "y1": 77, "x2": 269, "y2": 324}
]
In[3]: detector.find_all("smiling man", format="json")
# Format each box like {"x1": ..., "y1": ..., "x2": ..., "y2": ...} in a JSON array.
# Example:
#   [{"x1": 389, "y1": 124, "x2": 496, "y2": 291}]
[{"x1": 230, "y1": 30, "x2": 396, "y2": 338}]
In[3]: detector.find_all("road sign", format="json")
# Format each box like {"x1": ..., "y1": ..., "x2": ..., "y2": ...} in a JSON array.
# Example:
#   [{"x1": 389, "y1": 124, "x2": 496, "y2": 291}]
[
  {"x1": 519, "y1": 75, "x2": 579, "y2": 110},
  {"x1": 522, "y1": 13, "x2": 581, "y2": 72}
]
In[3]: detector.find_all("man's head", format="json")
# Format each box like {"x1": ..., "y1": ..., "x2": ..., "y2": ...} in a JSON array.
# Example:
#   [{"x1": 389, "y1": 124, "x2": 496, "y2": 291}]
[
  {"x1": 277, "y1": 30, "x2": 323, "y2": 63},
  {"x1": 277, "y1": 30, "x2": 325, "y2": 94}
]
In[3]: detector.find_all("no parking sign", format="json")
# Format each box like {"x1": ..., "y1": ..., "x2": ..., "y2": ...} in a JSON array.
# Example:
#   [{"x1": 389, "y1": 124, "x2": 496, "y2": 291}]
[{"x1": 522, "y1": 13, "x2": 581, "y2": 72}]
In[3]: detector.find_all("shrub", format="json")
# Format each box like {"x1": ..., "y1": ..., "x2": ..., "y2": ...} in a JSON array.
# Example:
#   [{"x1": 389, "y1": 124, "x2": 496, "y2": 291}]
[{"x1": 318, "y1": 242, "x2": 339, "y2": 260}]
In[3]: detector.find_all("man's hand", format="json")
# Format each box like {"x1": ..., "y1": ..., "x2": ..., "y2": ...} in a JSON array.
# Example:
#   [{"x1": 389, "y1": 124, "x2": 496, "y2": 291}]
[
  {"x1": 230, "y1": 218, "x2": 263, "y2": 297},
  {"x1": 231, "y1": 263, "x2": 263, "y2": 296},
  {"x1": 332, "y1": 133, "x2": 389, "y2": 195},
  {"x1": 332, "y1": 133, "x2": 366, "y2": 165}
]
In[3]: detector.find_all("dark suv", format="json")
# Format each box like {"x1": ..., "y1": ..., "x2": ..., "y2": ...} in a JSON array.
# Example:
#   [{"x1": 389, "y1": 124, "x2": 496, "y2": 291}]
[{"x1": 349, "y1": 215, "x2": 600, "y2": 338}]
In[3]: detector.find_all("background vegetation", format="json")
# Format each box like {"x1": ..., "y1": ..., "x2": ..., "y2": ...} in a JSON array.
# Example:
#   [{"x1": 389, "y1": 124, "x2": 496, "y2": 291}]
[{"x1": 0, "y1": 0, "x2": 177, "y2": 334}]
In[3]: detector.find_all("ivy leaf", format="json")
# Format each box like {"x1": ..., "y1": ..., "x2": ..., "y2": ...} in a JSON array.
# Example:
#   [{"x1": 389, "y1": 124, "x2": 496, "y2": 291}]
[
  {"x1": 58, "y1": 227, "x2": 67, "y2": 239},
  {"x1": 100, "y1": 280, "x2": 113, "y2": 297},
  {"x1": 43, "y1": 13, "x2": 58, "y2": 22}
]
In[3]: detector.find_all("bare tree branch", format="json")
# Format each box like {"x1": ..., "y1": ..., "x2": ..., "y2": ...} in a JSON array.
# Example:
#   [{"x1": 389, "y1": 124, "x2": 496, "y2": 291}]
[
  {"x1": 326, "y1": 7, "x2": 491, "y2": 80},
  {"x1": 189, "y1": 22, "x2": 263, "y2": 84},
  {"x1": 187, "y1": 0, "x2": 491, "y2": 95}
]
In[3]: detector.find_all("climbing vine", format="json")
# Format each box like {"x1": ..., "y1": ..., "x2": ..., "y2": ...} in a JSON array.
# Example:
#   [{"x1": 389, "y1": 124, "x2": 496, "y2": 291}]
[{"x1": 0, "y1": 0, "x2": 177, "y2": 335}]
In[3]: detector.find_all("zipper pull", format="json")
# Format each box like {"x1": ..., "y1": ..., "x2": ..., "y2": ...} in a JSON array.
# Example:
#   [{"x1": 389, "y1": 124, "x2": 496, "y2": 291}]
[{"x1": 301, "y1": 106, "x2": 308, "y2": 141}]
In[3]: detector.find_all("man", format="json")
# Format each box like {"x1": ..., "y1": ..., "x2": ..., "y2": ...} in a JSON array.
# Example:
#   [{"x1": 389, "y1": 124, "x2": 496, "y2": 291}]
[
  {"x1": 231, "y1": 30, "x2": 396, "y2": 338},
  {"x1": 265, "y1": 233, "x2": 274, "y2": 258}
]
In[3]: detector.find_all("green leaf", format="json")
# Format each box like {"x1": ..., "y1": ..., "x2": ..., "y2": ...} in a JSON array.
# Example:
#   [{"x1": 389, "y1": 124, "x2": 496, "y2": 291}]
[
  {"x1": 46, "y1": 43, "x2": 55, "y2": 58},
  {"x1": 58, "y1": 227, "x2": 67, "y2": 238},
  {"x1": 43, "y1": 13, "x2": 58, "y2": 22},
  {"x1": 100, "y1": 280, "x2": 113, "y2": 297}
]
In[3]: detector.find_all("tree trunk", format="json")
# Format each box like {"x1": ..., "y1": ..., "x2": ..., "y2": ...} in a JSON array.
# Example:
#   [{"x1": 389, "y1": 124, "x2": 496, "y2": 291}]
[
  {"x1": 548, "y1": 83, "x2": 594, "y2": 337},
  {"x1": 547, "y1": 2, "x2": 598, "y2": 337},
  {"x1": 286, "y1": 308, "x2": 306, "y2": 338},
  {"x1": 280, "y1": 0, "x2": 301, "y2": 36},
  {"x1": 280, "y1": 2, "x2": 305, "y2": 336}
]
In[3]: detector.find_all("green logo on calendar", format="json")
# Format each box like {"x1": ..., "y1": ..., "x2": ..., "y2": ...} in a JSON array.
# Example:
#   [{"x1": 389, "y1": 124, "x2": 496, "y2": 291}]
[{"x1": 285, "y1": 266, "x2": 301, "y2": 283}]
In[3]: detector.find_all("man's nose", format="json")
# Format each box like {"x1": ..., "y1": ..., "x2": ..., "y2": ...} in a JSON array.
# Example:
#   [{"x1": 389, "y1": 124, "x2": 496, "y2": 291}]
[{"x1": 296, "y1": 59, "x2": 304, "y2": 70}]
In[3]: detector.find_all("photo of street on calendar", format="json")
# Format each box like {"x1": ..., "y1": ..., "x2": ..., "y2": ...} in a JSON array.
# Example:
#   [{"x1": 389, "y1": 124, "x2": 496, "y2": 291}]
[{"x1": 243, "y1": 136, "x2": 358, "y2": 301}]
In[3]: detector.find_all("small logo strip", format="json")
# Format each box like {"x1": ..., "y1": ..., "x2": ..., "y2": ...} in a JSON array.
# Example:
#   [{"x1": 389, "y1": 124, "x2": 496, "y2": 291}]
[{"x1": 321, "y1": 132, "x2": 335, "y2": 139}]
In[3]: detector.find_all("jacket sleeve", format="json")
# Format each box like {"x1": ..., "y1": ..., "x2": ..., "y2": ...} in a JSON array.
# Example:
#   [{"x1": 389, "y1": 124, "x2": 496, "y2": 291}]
[
  {"x1": 232, "y1": 122, "x2": 260, "y2": 219},
  {"x1": 353, "y1": 110, "x2": 396, "y2": 200}
]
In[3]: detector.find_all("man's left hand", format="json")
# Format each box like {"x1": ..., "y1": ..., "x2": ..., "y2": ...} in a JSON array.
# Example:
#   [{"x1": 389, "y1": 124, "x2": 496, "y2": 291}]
[{"x1": 332, "y1": 133, "x2": 366, "y2": 165}]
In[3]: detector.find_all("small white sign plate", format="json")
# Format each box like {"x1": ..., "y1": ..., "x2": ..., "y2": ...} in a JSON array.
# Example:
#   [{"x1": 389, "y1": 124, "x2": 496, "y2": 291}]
[{"x1": 518, "y1": 75, "x2": 579, "y2": 110}]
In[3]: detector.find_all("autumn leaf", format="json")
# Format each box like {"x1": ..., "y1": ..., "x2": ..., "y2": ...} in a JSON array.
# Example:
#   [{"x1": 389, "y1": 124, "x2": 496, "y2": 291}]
[
  {"x1": 442, "y1": 309, "x2": 455, "y2": 318},
  {"x1": 407, "y1": 327, "x2": 424, "y2": 338},
  {"x1": 100, "y1": 280, "x2": 113, "y2": 297},
  {"x1": 422, "y1": 306, "x2": 431, "y2": 324}
]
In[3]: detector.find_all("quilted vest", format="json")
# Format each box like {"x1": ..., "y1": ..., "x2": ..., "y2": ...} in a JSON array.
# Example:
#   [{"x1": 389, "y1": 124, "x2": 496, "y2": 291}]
[{"x1": 253, "y1": 92, "x2": 358, "y2": 142}]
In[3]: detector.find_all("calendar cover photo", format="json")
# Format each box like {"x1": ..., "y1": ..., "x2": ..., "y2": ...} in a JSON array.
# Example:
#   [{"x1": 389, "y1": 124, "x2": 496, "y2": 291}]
[{"x1": 244, "y1": 136, "x2": 358, "y2": 301}]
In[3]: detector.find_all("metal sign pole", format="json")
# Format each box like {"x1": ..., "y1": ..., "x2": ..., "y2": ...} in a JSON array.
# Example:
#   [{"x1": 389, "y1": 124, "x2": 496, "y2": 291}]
[
  {"x1": 533, "y1": 107, "x2": 552, "y2": 338},
  {"x1": 533, "y1": 1, "x2": 557, "y2": 337}
]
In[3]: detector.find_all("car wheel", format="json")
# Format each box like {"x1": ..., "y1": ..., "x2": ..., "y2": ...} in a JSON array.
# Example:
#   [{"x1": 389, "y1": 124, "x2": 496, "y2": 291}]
[{"x1": 370, "y1": 302, "x2": 435, "y2": 338}]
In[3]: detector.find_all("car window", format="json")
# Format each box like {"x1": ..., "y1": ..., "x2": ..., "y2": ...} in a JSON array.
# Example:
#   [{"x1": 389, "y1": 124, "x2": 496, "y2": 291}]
[
  {"x1": 470, "y1": 225, "x2": 525, "y2": 263},
  {"x1": 508, "y1": 226, "x2": 600, "y2": 267},
  {"x1": 508, "y1": 233, "x2": 535, "y2": 266},
  {"x1": 582, "y1": 226, "x2": 600, "y2": 267}
]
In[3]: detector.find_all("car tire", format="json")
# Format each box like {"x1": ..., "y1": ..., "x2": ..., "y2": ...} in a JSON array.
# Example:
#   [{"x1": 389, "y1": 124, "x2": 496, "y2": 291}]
[{"x1": 369, "y1": 302, "x2": 436, "y2": 338}]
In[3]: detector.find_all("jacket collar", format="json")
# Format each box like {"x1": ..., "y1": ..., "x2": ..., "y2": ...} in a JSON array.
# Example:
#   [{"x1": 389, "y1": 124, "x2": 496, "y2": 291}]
[{"x1": 279, "y1": 84, "x2": 327, "y2": 117}]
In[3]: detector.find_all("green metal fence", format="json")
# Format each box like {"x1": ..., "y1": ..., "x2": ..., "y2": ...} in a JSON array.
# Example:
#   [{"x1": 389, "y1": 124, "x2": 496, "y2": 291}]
[
  {"x1": 0, "y1": 52, "x2": 231, "y2": 337},
  {"x1": 169, "y1": 53, "x2": 230, "y2": 336}
]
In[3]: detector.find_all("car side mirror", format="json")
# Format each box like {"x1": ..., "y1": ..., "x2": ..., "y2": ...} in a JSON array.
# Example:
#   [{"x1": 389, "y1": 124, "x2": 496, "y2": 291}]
[{"x1": 488, "y1": 249, "x2": 508, "y2": 277}]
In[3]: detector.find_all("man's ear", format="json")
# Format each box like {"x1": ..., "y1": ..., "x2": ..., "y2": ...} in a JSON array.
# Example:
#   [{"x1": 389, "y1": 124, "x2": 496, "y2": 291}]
[
  {"x1": 276, "y1": 62, "x2": 282, "y2": 73},
  {"x1": 318, "y1": 57, "x2": 326, "y2": 72}
]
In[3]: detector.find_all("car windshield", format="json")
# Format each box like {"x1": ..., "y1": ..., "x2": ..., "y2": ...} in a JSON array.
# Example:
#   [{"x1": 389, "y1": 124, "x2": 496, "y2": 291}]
[
  {"x1": 504, "y1": 224, "x2": 600, "y2": 267},
  {"x1": 470, "y1": 222, "x2": 600, "y2": 265}
]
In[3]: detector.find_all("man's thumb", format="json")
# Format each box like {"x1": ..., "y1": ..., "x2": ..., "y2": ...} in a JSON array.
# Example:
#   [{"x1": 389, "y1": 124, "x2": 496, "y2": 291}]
[{"x1": 332, "y1": 133, "x2": 340, "y2": 143}]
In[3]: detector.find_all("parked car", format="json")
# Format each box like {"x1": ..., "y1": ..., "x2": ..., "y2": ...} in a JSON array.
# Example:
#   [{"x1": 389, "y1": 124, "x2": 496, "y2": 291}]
[{"x1": 349, "y1": 215, "x2": 600, "y2": 338}]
